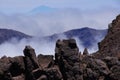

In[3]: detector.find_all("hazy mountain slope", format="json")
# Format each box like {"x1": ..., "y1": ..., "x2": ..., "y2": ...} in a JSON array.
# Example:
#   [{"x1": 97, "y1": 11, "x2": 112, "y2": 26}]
[
  {"x1": 0, "y1": 29, "x2": 31, "y2": 44},
  {"x1": 0, "y1": 27, "x2": 107, "y2": 49},
  {"x1": 45, "y1": 27, "x2": 107, "y2": 48}
]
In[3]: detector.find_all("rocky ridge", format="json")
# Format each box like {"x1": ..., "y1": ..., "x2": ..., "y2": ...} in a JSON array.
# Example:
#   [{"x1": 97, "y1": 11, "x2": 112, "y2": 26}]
[
  {"x1": 96, "y1": 14, "x2": 120, "y2": 58},
  {"x1": 0, "y1": 15, "x2": 120, "y2": 80}
]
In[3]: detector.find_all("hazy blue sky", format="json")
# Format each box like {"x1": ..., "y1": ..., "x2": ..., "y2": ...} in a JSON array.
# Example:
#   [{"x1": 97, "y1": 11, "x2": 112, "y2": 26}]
[{"x1": 0, "y1": 0, "x2": 119, "y2": 14}]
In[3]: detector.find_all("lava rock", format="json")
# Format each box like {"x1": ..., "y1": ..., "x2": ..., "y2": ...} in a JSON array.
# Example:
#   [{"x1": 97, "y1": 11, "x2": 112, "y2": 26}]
[
  {"x1": 37, "y1": 54, "x2": 54, "y2": 69},
  {"x1": 83, "y1": 48, "x2": 89, "y2": 55}
]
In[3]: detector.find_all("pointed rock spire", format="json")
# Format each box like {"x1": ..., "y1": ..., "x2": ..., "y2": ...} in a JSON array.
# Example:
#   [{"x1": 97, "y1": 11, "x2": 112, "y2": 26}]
[{"x1": 83, "y1": 48, "x2": 89, "y2": 55}]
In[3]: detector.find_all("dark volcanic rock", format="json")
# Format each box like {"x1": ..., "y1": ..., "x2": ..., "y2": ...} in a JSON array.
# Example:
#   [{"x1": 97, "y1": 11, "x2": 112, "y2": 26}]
[
  {"x1": 23, "y1": 46, "x2": 41, "y2": 80},
  {"x1": 103, "y1": 57, "x2": 119, "y2": 69},
  {"x1": 97, "y1": 14, "x2": 120, "y2": 58},
  {"x1": 37, "y1": 54, "x2": 54, "y2": 69},
  {"x1": 82, "y1": 57, "x2": 110, "y2": 80},
  {"x1": 83, "y1": 48, "x2": 89, "y2": 55},
  {"x1": 23, "y1": 46, "x2": 40, "y2": 70},
  {"x1": 0, "y1": 56, "x2": 25, "y2": 80},
  {"x1": 109, "y1": 65, "x2": 120, "y2": 80},
  {"x1": 9, "y1": 56, "x2": 25, "y2": 78},
  {"x1": 55, "y1": 39, "x2": 82, "y2": 80}
]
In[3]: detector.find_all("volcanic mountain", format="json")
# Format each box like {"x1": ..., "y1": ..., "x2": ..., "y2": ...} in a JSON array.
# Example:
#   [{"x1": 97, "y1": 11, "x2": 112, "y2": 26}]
[
  {"x1": 45, "y1": 27, "x2": 107, "y2": 48},
  {"x1": 0, "y1": 29, "x2": 31, "y2": 44},
  {"x1": 0, "y1": 27, "x2": 107, "y2": 49}
]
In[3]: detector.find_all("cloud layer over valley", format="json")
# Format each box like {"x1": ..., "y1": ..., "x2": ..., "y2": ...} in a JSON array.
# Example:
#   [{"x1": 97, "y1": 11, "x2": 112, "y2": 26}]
[
  {"x1": 0, "y1": 37, "x2": 98, "y2": 57},
  {"x1": 0, "y1": 0, "x2": 119, "y2": 57},
  {"x1": 0, "y1": 7, "x2": 119, "y2": 36}
]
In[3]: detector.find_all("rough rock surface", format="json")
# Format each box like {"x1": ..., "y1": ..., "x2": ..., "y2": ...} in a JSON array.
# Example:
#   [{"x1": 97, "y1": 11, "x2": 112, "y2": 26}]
[
  {"x1": 0, "y1": 14, "x2": 120, "y2": 80},
  {"x1": 55, "y1": 39, "x2": 81, "y2": 80},
  {"x1": 37, "y1": 54, "x2": 54, "y2": 68},
  {"x1": 97, "y1": 14, "x2": 120, "y2": 58}
]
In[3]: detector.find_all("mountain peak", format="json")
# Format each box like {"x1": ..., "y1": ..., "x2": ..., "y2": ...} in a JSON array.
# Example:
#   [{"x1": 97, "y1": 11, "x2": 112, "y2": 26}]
[
  {"x1": 0, "y1": 28, "x2": 31, "y2": 44},
  {"x1": 30, "y1": 6, "x2": 55, "y2": 14},
  {"x1": 46, "y1": 27, "x2": 107, "y2": 49}
]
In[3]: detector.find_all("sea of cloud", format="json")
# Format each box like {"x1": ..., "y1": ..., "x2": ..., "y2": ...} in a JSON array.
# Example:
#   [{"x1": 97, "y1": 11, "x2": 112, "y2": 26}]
[
  {"x1": 0, "y1": 33, "x2": 105, "y2": 57},
  {"x1": 0, "y1": 7, "x2": 119, "y2": 57},
  {"x1": 0, "y1": 7, "x2": 119, "y2": 36}
]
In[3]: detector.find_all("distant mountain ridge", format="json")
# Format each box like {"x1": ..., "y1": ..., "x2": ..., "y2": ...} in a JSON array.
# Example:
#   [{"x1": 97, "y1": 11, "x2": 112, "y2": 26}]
[
  {"x1": 45, "y1": 27, "x2": 107, "y2": 48},
  {"x1": 64, "y1": 27, "x2": 107, "y2": 48},
  {"x1": 0, "y1": 28, "x2": 31, "y2": 44},
  {"x1": 0, "y1": 27, "x2": 107, "y2": 48}
]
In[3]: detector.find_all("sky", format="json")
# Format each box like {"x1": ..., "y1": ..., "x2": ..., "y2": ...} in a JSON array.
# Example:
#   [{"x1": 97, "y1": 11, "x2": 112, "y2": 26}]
[
  {"x1": 0, "y1": 0, "x2": 120, "y2": 57},
  {"x1": 0, "y1": 0, "x2": 119, "y2": 13}
]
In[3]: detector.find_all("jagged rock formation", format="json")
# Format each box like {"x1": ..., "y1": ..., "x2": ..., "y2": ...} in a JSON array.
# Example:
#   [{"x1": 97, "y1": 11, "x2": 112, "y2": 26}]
[
  {"x1": 83, "y1": 48, "x2": 89, "y2": 55},
  {"x1": 0, "y1": 39, "x2": 120, "y2": 80},
  {"x1": 97, "y1": 14, "x2": 120, "y2": 58},
  {"x1": 0, "y1": 15, "x2": 120, "y2": 80},
  {"x1": 55, "y1": 39, "x2": 81, "y2": 80},
  {"x1": 0, "y1": 45, "x2": 62, "y2": 80}
]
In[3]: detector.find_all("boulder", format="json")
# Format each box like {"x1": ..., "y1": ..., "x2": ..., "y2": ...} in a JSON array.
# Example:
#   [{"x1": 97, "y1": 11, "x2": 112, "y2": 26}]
[
  {"x1": 23, "y1": 46, "x2": 41, "y2": 80},
  {"x1": 0, "y1": 56, "x2": 25, "y2": 80},
  {"x1": 82, "y1": 56, "x2": 110, "y2": 80},
  {"x1": 55, "y1": 39, "x2": 81, "y2": 80},
  {"x1": 23, "y1": 46, "x2": 39, "y2": 70}
]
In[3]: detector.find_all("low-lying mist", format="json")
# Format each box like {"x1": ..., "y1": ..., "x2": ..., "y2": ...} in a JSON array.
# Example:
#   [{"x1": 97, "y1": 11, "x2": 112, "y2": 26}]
[
  {"x1": 0, "y1": 38, "x2": 55, "y2": 57},
  {"x1": 0, "y1": 36, "x2": 100, "y2": 57},
  {"x1": 0, "y1": 7, "x2": 117, "y2": 57},
  {"x1": 0, "y1": 7, "x2": 118, "y2": 37}
]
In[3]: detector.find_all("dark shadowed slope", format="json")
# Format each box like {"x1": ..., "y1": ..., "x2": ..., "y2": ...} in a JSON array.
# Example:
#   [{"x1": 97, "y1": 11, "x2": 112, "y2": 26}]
[
  {"x1": 0, "y1": 27, "x2": 107, "y2": 49},
  {"x1": 45, "y1": 27, "x2": 107, "y2": 48},
  {"x1": 0, "y1": 29, "x2": 31, "y2": 44}
]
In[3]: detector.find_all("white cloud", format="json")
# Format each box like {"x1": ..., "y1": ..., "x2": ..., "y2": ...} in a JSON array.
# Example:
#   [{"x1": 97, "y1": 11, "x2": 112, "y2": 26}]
[
  {"x1": 0, "y1": 8, "x2": 119, "y2": 36},
  {"x1": 0, "y1": 34, "x2": 100, "y2": 57},
  {"x1": 0, "y1": 0, "x2": 119, "y2": 57},
  {"x1": 0, "y1": 34, "x2": 68, "y2": 57},
  {"x1": 0, "y1": 38, "x2": 55, "y2": 57}
]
